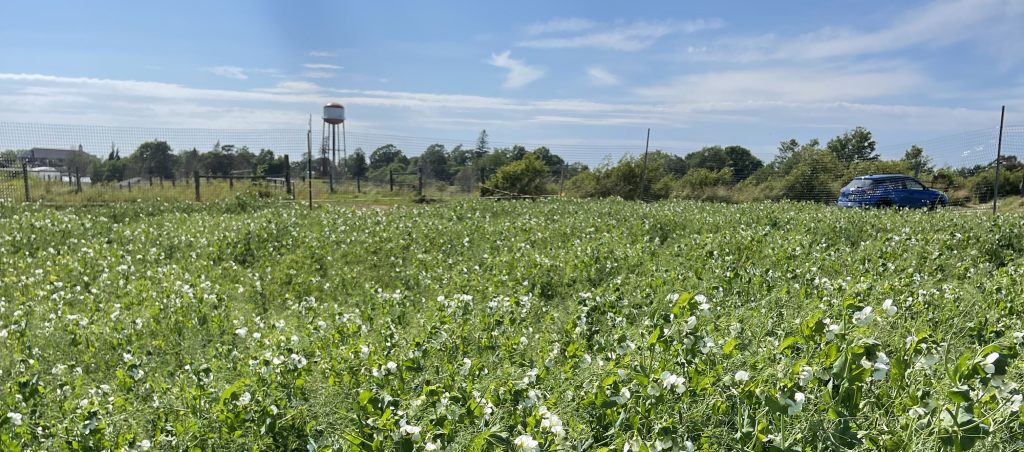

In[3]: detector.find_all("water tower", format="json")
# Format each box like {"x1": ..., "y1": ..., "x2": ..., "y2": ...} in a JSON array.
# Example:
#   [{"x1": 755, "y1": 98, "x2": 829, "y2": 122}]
[{"x1": 322, "y1": 102, "x2": 346, "y2": 190}]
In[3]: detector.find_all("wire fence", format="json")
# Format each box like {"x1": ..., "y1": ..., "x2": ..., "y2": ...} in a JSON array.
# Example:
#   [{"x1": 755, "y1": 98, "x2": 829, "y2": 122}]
[{"x1": 1, "y1": 121, "x2": 1022, "y2": 210}]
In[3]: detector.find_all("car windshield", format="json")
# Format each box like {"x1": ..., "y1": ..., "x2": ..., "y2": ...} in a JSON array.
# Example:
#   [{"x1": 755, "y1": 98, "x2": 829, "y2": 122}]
[{"x1": 843, "y1": 179, "x2": 874, "y2": 190}]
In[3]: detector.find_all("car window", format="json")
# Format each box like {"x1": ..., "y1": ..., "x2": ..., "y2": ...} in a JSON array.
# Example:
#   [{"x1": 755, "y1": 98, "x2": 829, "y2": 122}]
[
  {"x1": 843, "y1": 179, "x2": 872, "y2": 189},
  {"x1": 905, "y1": 180, "x2": 925, "y2": 190},
  {"x1": 873, "y1": 179, "x2": 898, "y2": 190}
]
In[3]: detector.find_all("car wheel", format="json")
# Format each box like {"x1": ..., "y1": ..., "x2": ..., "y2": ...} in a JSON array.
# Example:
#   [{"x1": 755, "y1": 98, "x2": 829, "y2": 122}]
[{"x1": 875, "y1": 199, "x2": 893, "y2": 209}]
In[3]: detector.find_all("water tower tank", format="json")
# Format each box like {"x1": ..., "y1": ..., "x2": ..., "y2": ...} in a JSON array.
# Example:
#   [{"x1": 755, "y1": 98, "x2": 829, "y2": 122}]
[{"x1": 323, "y1": 102, "x2": 345, "y2": 124}]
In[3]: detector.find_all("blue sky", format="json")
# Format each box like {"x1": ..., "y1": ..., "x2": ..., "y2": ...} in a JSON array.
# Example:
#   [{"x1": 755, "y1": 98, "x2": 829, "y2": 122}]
[{"x1": 1, "y1": 0, "x2": 1022, "y2": 164}]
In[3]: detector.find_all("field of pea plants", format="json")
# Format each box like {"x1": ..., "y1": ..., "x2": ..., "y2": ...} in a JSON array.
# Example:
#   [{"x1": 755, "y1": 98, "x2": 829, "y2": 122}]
[{"x1": 2, "y1": 197, "x2": 1024, "y2": 450}]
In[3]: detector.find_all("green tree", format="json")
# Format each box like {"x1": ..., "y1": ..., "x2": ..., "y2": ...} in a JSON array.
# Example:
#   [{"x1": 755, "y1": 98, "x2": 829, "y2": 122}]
[
  {"x1": 369, "y1": 144, "x2": 408, "y2": 170},
  {"x1": 449, "y1": 144, "x2": 473, "y2": 167},
  {"x1": 475, "y1": 130, "x2": 489, "y2": 158},
  {"x1": 347, "y1": 148, "x2": 369, "y2": 180},
  {"x1": 419, "y1": 144, "x2": 450, "y2": 182},
  {"x1": 130, "y1": 140, "x2": 177, "y2": 178},
  {"x1": 488, "y1": 153, "x2": 550, "y2": 196},
  {"x1": 900, "y1": 145, "x2": 933, "y2": 176},
  {"x1": 827, "y1": 127, "x2": 877, "y2": 164}
]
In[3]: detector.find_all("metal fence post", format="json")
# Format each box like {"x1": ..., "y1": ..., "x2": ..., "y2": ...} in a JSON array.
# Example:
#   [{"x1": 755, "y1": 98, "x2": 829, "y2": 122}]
[
  {"x1": 389, "y1": 169, "x2": 394, "y2": 192},
  {"x1": 194, "y1": 171, "x2": 201, "y2": 202},
  {"x1": 229, "y1": 176, "x2": 234, "y2": 190},
  {"x1": 75, "y1": 168, "x2": 82, "y2": 193},
  {"x1": 21, "y1": 163, "x2": 30, "y2": 202},
  {"x1": 284, "y1": 155, "x2": 292, "y2": 196},
  {"x1": 417, "y1": 167, "x2": 423, "y2": 197},
  {"x1": 994, "y1": 106, "x2": 1005, "y2": 215}
]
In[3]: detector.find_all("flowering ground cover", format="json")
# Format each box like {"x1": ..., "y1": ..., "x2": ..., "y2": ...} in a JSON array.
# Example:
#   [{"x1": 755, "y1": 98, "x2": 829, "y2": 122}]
[{"x1": 1, "y1": 198, "x2": 1023, "y2": 450}]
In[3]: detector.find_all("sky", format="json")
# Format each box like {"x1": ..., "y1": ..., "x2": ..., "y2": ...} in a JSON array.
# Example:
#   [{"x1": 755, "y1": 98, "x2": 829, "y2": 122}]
[{"x1": 1, "y1": 0, "x2": 1023, "y2": 165}]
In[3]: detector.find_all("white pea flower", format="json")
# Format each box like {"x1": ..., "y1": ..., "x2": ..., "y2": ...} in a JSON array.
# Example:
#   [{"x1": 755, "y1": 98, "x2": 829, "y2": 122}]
[
  {"x1": 734, "y1": 370, "x2": 750, "y2": 384},
  {"x1": 237, "y1": 391, "x2": 251, "y2": 405},
  {"x1": 684, "y1": 316, "x2": 697, "y2": 332},
  {"x1": 611, "y1": 387, "x2": 631, "y2": 405},
  {"x1": 908, "y1": 406, "x2": 928, "y2": 418},
  {"x1": 6, "y1": 412, "x2": 22, "y2": 426},
  {"x1": 982, "y1": 352, "x2": 999, "y2": 374},
  {"x1": 234, "y1": 327, "x2": 247, "y2": 338},
  {"x1": 399, "y1": 423, "x2": 422, "y2": 441},
  {"x1": 825, "y1": 322, "x2": 840, "y2": 340},
  {"x1": 781, "y1": 392, "x2": 805, "y2": 415},
  {"x1": 695, "y1": 294, "x2": 710, "y2": 312},
  {"x1": 513, "y1": 434, "x2": 539, "y2": 451},
  {"x1": 654, "y1": 437, "x2": 673, "y2": 451},
  {"x1": 797, "y1": 366, "x2": 813, "y2": 386},
  {"x1": 1008, "y1": 394, "x2": 1023, "y2": 412},
  {"x1": 139, "y1": 439, "x2": 151, "y2": 450},
  {"x1": 872, "y1": 353, "x2": 890, "y2": 381},
  {"x1": 853, "y1": 306, "x2": 874, "y2": 326},
  {"x1": 660, "y1": 371, "x2": 686, "y2": 393},
  {"x1": 881, "y1": 299, "x2": 897, "y2": 316}
]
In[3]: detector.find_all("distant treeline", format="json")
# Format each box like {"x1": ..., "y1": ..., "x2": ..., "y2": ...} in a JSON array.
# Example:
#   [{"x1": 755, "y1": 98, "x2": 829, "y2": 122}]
[{"x1": 3, "y1": 126, "x2": 1019, "y2": 204}]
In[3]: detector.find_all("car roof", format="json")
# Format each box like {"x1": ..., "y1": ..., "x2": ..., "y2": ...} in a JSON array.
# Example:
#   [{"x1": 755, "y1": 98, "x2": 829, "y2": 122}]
[{"x1": 854, "y1": 174, "x2": 912, "y2": 180}]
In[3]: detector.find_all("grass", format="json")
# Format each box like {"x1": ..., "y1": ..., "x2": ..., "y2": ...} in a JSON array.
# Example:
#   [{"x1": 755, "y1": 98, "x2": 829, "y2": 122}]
[{"x1": 4, "y1": 177, "x2": 477, "y2": 207}]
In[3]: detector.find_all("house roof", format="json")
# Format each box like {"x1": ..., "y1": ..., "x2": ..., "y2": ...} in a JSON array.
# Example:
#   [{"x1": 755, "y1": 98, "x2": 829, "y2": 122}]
[{"x1": 18, "y1": 148, "x2": 76, "y2": 160}]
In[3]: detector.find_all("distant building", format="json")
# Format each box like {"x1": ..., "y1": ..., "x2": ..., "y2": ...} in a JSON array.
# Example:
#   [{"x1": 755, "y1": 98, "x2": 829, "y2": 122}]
[{"x1": 18, "y1": 146, "x2": 80, "y2": 167}]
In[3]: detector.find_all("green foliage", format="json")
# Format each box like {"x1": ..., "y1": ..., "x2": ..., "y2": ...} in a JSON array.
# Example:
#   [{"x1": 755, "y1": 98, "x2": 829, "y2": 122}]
[
  {"x1": 346, "y1": 148, "x2": 369, "y2": 179},
  {"x1": 827, "y1": 126, "x2": 878, "y2": 164},
  {"x1": 419, "y1": 144, "x2": 450, "y2": 182},
  {"x1": 128, "y1": 141, "x2": 177, "y2": 179},
  {"x1": 487, "y1": 153, "x2": 550, "y2": 196},
  {"x1": 902, "y1": 145, "x2": 934, "y2": 175},
  {"x1": 1, "y1": 200, "x2": 1023, "y2": 450},
  {"x1": 369, "y1": 144, "x2": 408, "y2": 171},
  {"x1": 682, "y1": 145, "x2": 763, "y2": 181}
]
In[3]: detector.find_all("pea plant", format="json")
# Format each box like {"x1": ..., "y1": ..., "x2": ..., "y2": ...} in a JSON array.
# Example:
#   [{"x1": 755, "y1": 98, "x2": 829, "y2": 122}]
[{"x1": 1, "y1": 198, "x2": 1023, "y2": 450}]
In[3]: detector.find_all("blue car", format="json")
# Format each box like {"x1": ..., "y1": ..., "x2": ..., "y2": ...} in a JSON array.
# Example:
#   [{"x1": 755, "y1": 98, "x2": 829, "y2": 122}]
[{"x1": 837, "y1": 174, "x2": 948, "y2": 209}]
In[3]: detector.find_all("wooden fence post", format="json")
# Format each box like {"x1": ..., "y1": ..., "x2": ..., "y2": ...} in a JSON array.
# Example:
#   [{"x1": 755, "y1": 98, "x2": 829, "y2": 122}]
[
  {"x1": 194, "y1": 171, "x2": 201, "y2": 202},
  {"x1": 21, "y1": 163, "x2": 30, "y2": 202}
]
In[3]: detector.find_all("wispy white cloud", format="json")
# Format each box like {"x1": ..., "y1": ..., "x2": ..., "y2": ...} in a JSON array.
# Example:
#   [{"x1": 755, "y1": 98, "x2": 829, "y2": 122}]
[
  {"x1": 519, "y1": 19, "x2": 722, "y2": 51},
  {"x1": 303, "y1": 71, "x2": 337, "y2": 79},
  {"x1": 694, "y1": 0, "x2": 1024, "y2": 62},
  {"x1": 0, "y1": 72, "x2": 997, "y2": 147},
  {"x1": 206, "y1": 66, "x2": 248, "y2": 80},
  {"x1": 303, "y1": 63, "x2": 342, "y2": 70},
  {"x1": 525, "y1": 18, "x2": 596, "y2": 35},
  {"x1": 487, "y1": 51, "x2": 545, "y2": 89},
  {"x1": 308, "y1": 51, "x2": 336, "y2": 57},
  {"x1": 634, "y1": 65, "x2": 926, "y2": 103},
  {"x1": 256, "y1": 81, "x2": 322, "y2": 94},
  {"x1": 586, "y1": 67, "x2": 620, "y2": 86}
]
